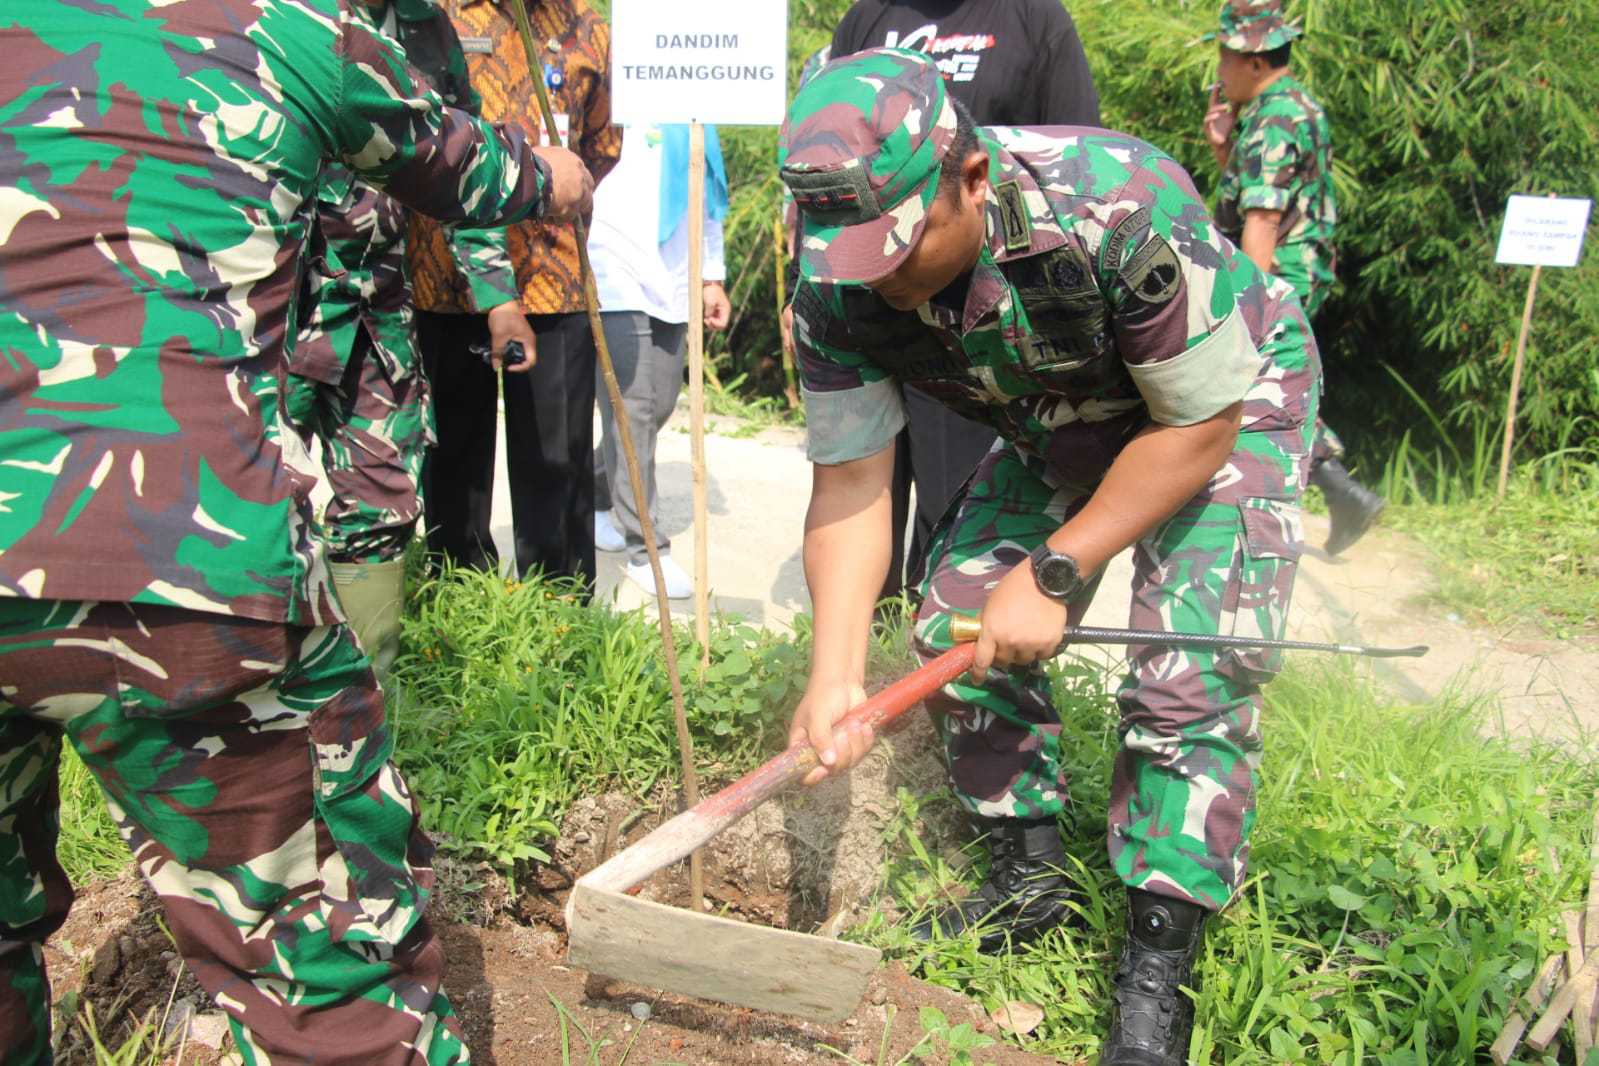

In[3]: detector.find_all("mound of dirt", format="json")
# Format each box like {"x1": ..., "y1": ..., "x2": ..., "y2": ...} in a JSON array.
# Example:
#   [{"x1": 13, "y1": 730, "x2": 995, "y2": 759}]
[
  {"x1": 43, "y1": 870, "x2": 228, "y2": 1066},
  {"x1": 44, "y1": 715, "x2": 1068, "y2": 1065},
  {"x1": 539, "y1": 713, "x2": 964, "y2": 936}
]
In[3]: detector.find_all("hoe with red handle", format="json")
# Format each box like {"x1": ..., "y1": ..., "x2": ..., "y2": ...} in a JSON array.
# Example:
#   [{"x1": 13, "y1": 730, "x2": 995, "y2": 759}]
[{"x1": 563, "y1": 617, "x2": 1425, "y2": 1022}]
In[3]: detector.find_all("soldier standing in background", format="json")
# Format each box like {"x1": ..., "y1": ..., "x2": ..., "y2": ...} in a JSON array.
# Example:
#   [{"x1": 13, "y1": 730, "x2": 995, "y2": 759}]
[
  {"x1": 288, "y1": 0, "x2": 532, "y2": 681},
  {"x1": 408, "y1": 0, "x2": 622, "y2": 589},
  {"x1": 1203, "y1": 0, "x2": 1385, "y2": 554},
  {"x1": 0, "y1": 1, "x2": 591, "y2": 1060},
  {"x1": 782, "y1": 50, "x2": 1319, "y2": 1063}
]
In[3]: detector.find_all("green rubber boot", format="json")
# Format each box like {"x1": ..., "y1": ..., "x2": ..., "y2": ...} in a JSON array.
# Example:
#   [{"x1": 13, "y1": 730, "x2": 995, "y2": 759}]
[{"x1": 330, "y1": 559, "x2": 407, "y2": 685}]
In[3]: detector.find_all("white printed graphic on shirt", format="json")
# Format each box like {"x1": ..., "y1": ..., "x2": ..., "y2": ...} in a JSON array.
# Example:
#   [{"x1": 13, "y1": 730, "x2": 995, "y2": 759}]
[{"x1": 883, "y1": 24, "x2": 997, "y2": 84}]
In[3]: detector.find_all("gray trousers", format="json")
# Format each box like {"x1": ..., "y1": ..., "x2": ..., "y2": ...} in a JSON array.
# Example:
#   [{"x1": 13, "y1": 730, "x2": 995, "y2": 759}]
[{"x1": 594, "y1": 311, "x2": 687, "y2": 566}]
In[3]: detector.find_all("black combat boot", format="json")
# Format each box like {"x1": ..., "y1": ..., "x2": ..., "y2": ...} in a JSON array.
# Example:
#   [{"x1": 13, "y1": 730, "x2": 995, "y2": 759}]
[
  {"x1": 909, "y1": 817, "x2": 1075, "y2": 954},
  {"x1": 1101, "y1": 888, "x2": 1209, "y2": 1066},
  {"x1": 1310, "y1": 457, "x2": 1386, "y2": 555}
]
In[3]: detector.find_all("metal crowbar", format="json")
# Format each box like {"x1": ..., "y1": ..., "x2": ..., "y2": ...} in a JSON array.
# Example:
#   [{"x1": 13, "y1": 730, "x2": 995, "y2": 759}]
[{"x1": 563, "y1": 619, "x2": 1426, "y2": 1022}]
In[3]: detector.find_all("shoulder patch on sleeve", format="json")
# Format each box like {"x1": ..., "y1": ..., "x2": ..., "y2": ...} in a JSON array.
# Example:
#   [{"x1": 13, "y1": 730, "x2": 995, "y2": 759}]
[
  {"x1": 1119, "y1": 233, "x2": 1181, "y2": 305},
  {"x1": 1100, "y1": 206, "x2": 1150, "y2": 273}
]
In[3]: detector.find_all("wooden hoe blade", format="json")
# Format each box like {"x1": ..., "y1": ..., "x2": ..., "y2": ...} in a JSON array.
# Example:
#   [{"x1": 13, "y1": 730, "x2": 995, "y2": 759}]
[{"x1": 564, "y1": 643, "x2": 978, "y2": 1023}]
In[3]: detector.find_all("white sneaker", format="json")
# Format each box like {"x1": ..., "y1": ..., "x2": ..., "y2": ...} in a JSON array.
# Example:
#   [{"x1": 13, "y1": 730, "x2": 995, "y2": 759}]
[
  {"x1": 625, "y1": 555, "x2": 693, "y2": 599},
  {"x1": 594, "y1": 510, "x2": 626, "y2": 553}
]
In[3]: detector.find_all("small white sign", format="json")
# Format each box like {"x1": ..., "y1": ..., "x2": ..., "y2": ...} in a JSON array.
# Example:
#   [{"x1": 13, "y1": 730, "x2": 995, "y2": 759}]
[
  {"x1": 611, "y1": 0, "x2": 789, "y2": 126},
  {"x1": 1494, "y1": 195, "x2": 1592, "y2": 267}
]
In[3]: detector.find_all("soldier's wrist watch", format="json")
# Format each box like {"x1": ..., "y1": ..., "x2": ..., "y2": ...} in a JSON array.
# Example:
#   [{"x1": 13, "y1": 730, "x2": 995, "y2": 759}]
[{"x1": 1029, "y1": 544, "x2": 1086, "y2": 602}]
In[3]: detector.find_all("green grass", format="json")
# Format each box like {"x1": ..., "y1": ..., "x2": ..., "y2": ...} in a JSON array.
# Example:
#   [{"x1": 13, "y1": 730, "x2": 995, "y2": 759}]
[
  {"x1": 862, "y1": 657, "x2": 1599, "y2": 1063},
  {"x1": 1372, "y1": 430, "x2": 1599, "y2": 636},
  {"x1": 56, "y1": 747, "x2": 128, "y2": 884},
  {"x1": 700, "y1": 371, "x2": 805, "y2": 436},
  {"x1": 388, "y1": 562, "x2": 815, "y2": 871},
  {"x1": 49, "y1": 568, "x2": 1599, "y2": 1062}
]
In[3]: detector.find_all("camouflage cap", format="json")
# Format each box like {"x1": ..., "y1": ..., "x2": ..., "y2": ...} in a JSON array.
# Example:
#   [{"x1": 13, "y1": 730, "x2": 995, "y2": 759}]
[
  {"x1": 779, "y1": 48, "x2": 958, "y2": 284},
  {"x1": 1202, "y1": 0, "x2": 1303, "y2": 53}
]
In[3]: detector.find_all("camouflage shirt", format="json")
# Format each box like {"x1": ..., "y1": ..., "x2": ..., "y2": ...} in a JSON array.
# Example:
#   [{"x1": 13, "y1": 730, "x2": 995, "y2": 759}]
[
  {"x1": 292, "y1": 0, "x2": 515, "y2": 387},
  {"x1": 0, "y1": 0, "x2": 552, "y2": 625},
  {"x1": 792, "y1": 128, "x2": 1319, "y2": 484},
  {"x1": 1215, "y1": 73, "x2": 1337, "y2": 317}
]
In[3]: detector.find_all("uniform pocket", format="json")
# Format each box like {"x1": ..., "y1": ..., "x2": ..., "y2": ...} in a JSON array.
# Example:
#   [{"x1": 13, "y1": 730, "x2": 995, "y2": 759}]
[
  {"x1": 1217, "y1": 496, "x2": 1304, "y2": 682},
  {"x1": 308, "y1": 682, "x2": 425, "y2": 945}
]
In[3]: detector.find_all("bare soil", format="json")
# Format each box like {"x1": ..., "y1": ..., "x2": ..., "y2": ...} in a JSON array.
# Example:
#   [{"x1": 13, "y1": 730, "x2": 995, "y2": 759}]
[{"x1": 45, "y1": 716, "x2": 1063, "y2": 1065}]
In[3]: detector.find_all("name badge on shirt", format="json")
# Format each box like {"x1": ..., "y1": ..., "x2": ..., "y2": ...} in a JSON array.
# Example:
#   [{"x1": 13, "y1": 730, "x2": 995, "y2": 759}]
[
  {"x1": 547, "y1": 112, "x2": 571, "y2": 146},
  {"x1": 460, "y1": 37, "x2": 494, "y2": 54}
]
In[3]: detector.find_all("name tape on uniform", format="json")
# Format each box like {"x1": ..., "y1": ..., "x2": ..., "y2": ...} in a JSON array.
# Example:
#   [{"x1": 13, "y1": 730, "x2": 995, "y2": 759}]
[
  {"x1": 1494, "y1": 195, "x2": 1592, "y2": 268},
  {"x1": 611, "y1": 0, "x2": 788, "y2": 125}
]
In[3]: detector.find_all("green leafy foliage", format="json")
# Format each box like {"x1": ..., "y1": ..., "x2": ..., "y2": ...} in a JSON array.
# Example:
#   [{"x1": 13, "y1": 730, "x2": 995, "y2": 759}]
[
  {"x1": 387, "y1": 565, "x2": 809, "y2": 871},
  {"x1": 1072, "y1": 0, "x2": 1599, "y2": 469},
  {"x1": 714, "y1": 1, "x2": 1599, "y2": 479}
]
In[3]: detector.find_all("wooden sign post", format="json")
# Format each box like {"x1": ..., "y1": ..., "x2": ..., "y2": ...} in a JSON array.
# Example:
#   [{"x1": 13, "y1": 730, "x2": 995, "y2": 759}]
[
  {"x1": 1491, "y1": 193, "x2": 1591, "y2": 499},
  {"x1": 613, "y1": 0, "x2": 789, "y2": 651},
  {"x1": 609, "y1": 0, "x2": 789, "y2": 901}
]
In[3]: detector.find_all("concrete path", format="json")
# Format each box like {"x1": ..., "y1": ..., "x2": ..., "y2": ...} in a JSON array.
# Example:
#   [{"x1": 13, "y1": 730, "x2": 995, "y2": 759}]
[{"x1": 488, "y1": 406, "x2": 1599, "y2": 743}]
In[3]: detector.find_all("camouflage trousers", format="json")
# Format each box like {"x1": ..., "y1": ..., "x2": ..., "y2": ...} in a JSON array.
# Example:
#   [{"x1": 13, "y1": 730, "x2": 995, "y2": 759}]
[
  {"x1": 913, "y1": 422, "x2": 1314, "y2": 910},
  {"x1": 0, "y1": 600, "x2": 468, "y2": 1065},
  {"x1": 285, "y1": 323, "x2": 432, "y2": 564}
]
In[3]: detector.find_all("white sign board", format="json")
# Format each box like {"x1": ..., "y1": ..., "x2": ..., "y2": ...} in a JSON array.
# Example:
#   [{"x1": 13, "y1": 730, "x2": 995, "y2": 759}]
[
  {"x1": 1494, "y1": 195, "x2": 1592, "y2": 267},
  {"x1": 611, "y1": 0, "x2": 789, "y2": 126}
]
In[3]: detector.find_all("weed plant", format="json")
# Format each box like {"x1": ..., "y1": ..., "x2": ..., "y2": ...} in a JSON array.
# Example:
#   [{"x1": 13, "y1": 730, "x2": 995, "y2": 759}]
[
  {"x1": 867, "y1": 658, "x2": 1598, "y2": 1063},
  {"x1": 388, "y1": 564, "x2": 812, "y2": 870},
  {"x1": 56, "y1": 747, "x2": 128, "y2": 884},
  {"x1": 1366, "y1": 379, "x2": 1599, "y2": 633}
]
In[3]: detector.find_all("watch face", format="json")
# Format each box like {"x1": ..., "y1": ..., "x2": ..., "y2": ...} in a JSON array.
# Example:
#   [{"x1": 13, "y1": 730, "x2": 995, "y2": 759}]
[{"x1": 1035, "y1": 553, "x2": 1080, "y2": 597}]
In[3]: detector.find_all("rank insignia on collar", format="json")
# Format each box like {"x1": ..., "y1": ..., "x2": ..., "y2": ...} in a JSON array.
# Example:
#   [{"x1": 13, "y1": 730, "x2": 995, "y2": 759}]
[{"x1": 996, "y1": 181, "x2": 1031, "y2": 253}]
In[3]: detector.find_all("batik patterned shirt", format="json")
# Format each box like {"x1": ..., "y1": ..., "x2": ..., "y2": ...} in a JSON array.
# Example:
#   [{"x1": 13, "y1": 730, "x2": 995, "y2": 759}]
[{"x1": 407, "y1": 0, "x2": 621, "y2": 315}]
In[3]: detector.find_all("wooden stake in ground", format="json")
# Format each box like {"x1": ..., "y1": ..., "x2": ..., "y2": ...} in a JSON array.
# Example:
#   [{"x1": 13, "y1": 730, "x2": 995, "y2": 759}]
[
  {"x1": 1491, "y1": 953, "x2": 1566, "y2": 1065},
  {"x1": 687, "y1": 122, "x2": 711, "y2": 669},
  {"x1": 1495, "y1": 260, "x2": 1542, "y2": 500},
  {"x1": 1528, "y1": 930, "x2": 1599, "y2": 1052},
  {"x1": 509, "y1": 0, "x2": 702, "y2": 910},
  {"x1": 775, "y1": 216, "x2": 799, "y2": 409}
]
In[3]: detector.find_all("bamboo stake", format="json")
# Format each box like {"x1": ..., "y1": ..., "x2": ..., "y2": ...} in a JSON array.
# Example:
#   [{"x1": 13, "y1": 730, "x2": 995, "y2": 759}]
[
  {"x1": 1527, "y1": 946, "x2": 1599, "y2": 1052},
  {"x1": 1580, "y1": 806, "x2": 1599, "y2": 1054},
  {"x1": 1496, "y1": 192, "x2": 1559, "y2": 501},
  {"x1": 1495, "y1": 262, "x2": 1542, "y2": 500},
  {"x1": 1562, "y1": 907, "x2": 1595, "y2": 1058},
  {"x1": 1491, "y1": 953, "x2": 1565, "y2": 1065},
  {"x1": 1563, "y1": 909, "x2": 1586, "y2": 987},
  {"x1": 509, "y1": 0, "x2": 702, "y2": 910},
  {"x1": 688, "y1": 122, "x2": 710, "y2": 669},
  {"x1": 775, "y1": 216, "x2": 799, "y2": 409}
]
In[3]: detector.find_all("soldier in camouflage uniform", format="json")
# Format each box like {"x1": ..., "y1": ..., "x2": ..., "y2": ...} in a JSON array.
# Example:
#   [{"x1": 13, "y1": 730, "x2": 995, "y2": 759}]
[
  {"x1": 0, "y1": 1, "x2": 592, "y2": 1061},
  {"x1": 781, "y1": 50, "x2": 1320, "y2": 1062},
  {"x1": 286, "y1": 0, "x2": 530, "y2": 681},
  {"x1": 1202, "y1": 0, "x2": 1384, "y2": 555}
]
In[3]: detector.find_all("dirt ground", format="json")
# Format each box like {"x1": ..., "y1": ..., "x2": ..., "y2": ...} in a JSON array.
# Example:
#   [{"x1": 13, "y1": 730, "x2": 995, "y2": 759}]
[
  {"x1": 45, "y1": 415, "x2": 1598, "y2": 1062},
  {"x1": 46, "y1": 717, "x2": 1068, "y2": 1065}
]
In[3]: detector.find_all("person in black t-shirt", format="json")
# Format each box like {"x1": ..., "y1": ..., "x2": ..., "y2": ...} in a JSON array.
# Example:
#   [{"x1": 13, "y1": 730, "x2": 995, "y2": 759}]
[
  {"x1": 832, "y1": 0, "x2": 1099, "y2": 127},
  {"x1": 828, "y1": 0, "x2": 1101, "y2": 625}
]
